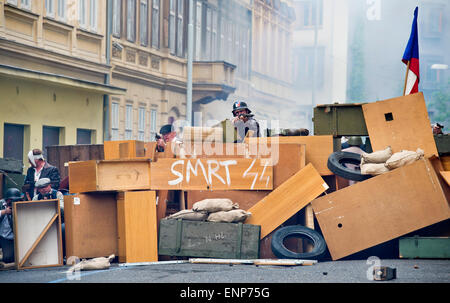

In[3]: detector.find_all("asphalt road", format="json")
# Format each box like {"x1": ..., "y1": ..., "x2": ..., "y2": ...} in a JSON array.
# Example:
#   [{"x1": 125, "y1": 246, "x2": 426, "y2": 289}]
[{"x1": 1, "y1": 259, "x2": 448, "y2": 283}]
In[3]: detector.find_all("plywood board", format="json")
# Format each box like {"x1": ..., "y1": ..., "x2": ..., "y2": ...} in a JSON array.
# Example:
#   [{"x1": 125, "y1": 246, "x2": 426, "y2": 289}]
[
  {"x1": 13, "y1": 199, "x2": 63, "y2": 269},
  {"x1": 362, "y1": 93, "x2": 438, "y2": 157},
  {"x1": 311, "y1": 158, "x2": 450, "y2": 260},
  {"x1": 246, "y1": 136, "x2": 333, "y2": 175},
  {"x1": 150, "y1": 158, "x2": 273, "y2": 191},
  {"x1": 104, "y1": 140, "x2": 145, "y2": 160},
  {"x1": 117, "y1": 191, "x2": 158, "y2": 263},
  {"x1": 64, "y1": 193, "x2": 118, "y2": 259},
  {"x1": 245, "y1": 163, "x2": 328, "y2": 239},
  {"x1": 440, "y1": 171, "x2": 450, "y2": 187},
  {"x1": 441, "y1": 155, "x2": 450, "y2": 171}
]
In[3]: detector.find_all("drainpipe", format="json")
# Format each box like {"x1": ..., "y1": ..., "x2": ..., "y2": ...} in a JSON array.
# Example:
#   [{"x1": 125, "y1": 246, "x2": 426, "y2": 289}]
[
  {"x1": 186, "y1": 0, "x2": 194, "y2": 126},
  {"x1": 103, "y1": 0, "x2": 112, "y2": 142}
]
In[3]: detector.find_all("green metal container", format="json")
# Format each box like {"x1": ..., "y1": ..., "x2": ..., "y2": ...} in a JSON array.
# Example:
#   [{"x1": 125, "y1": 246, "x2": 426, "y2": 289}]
[
  {"x1": 313, "y1": 103, "x2": 368, "y2": 137},
  {"x1": 158, "y1": 219, "x2": 260, "y2": 259},
  {"x1": 399, "y1": 236, "x2": 450, "y2": 259},
  {"x1": 434, "y1": 134, "x2": 450, "y2": 156}
]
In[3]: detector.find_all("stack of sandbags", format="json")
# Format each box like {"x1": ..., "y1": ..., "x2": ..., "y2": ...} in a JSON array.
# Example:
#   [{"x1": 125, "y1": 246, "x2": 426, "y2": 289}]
[
  {"x1": 165, "y1": 198, "x2": 251, "y2": 223},
  {"x1": 360, "y1": 146, "x2": 424, "y2": 176}
]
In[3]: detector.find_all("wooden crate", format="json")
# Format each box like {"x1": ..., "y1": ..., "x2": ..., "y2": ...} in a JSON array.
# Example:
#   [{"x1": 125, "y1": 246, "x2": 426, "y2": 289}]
[
  {"x1": 117, "y1": 191, "x2": 158, "y2": 263},
  {"x1": 13, "y1": 199, "x2": 63, "y2": 269},
  {"x1": 68, "y1": 159, "x2": 152, "y2": 193},
  {"x1": 158, "y1": 219, "x2": 260, "y2": 259},
  {"x1": 399, "y1": 237, "x2": 450, "y2": 259},
  {"x1": 104, "y1": 140, "x2": 146, "y2": 160},
  {"x1": 46, "y1": 144, "x2": 104, "y2": 180},
  {"x1": 64, "y1": 193, "x2": 118, "y2": 259}
]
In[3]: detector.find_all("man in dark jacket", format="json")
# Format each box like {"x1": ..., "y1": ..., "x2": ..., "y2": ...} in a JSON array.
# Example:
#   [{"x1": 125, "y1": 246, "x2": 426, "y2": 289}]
[
  {"x1": 23, "y1": 149, "x2": 60, "y2": 201},
  {"x1": 231, "y1": 101, "x2": 260, "y2": 142},
  {"x1": 0, "y1": 188, "x2": 24, "y2": 264}
]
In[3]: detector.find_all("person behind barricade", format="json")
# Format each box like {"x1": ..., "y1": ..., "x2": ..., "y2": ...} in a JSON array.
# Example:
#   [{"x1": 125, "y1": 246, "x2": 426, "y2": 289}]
[
  {"x1": 23, "y1": 149, "x2": 61, "y2": 201},
  {"x1": 432, "y1": 123, "x2": 444, "y2": 135},
  {"x1": 0, "y1": 188, "x2": 24, "y2": 265},
  {"x1": 231, "y1": 101, "x2": 260, "y2": 142},
  {"x1": 156, "y1": 124, "x2": 183, "y2": 152}
]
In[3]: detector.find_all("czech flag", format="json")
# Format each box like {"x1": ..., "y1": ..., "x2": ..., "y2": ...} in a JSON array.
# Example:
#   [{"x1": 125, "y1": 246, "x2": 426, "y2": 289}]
[{"x1": 402, "y1": 7, "x2": 419, "y2": 95}]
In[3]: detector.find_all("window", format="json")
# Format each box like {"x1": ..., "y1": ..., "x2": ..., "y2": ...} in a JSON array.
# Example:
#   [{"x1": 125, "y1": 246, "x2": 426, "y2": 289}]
[
  {"x1": 125, "y1": 104, "x2": 133, "y2": 140},
  {"x1": 140, "y1": 0, "x2": 148, "y2": 46},
  {"x1": 57, "y1": 0, "x2": 66, "y2": 20},
  {"x1": 296, "y1": 0, "x2": 323, "y2": 28},
  {"x1": 42, "y1": 126, "x2": 60, "y2": 160},
  {"x1": 77, "y1": 129, "x2": 92, "y2": 144},
  {"x1": 195, "y1": 1, "x2": 202, "y2": 60},
  {"x1": 3, "y1": 123, "x2": 24, "y2": 161},
  {"x1": 6, "y1": 0, "x2": 18, "y2": 6},
  {"x1": 169, "y1": 0, "x2": 176, "y2": 54},
  {"x1": 150, "y1": 109, "x2": 157, "y2": 141},
  {"x1": 22, "y1": 0, "x2": 31, "y2": 10},
  {"x1": 79, "y1": 0, "x2": 87, "y2": 28},
  {"x1": 111, "y1": 102, "x2": 119, "y2": 140},
  {"x1": 138, "y1": 107, "x2": 146, "y2": 141},
  {"x1": 89, "y1": 0, "x2": 97, "y2": 31},
  {"x1": 46, "y1": 0, "x2": 55, "y2": 17},
  {"x1": 127, "y1": 0, "x2": 136, "y2": 42},
  {"x1": 176, "y1": 0, "x2": 184, "y2": 57},
  {"x1": 205, "y1": 7, "x2": 211, "y2": 60},
  {"x1": 112, "y1": 0, "x2": 122, "y2": 37},
  {"x1": 294, "y1": 47, "x2": 324, "y2": 89},
  {"x1": 211, "y1": 9, "x2": 217, "y2": 60},
  {"x1": 151, "y1": 0, "x2": 160, "y2": 48}
]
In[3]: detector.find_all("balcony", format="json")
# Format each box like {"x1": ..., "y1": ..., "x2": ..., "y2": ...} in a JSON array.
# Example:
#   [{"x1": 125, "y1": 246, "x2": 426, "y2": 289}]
[{"x1": 192, "y1": 61, "x2": 236, "y2": 104}]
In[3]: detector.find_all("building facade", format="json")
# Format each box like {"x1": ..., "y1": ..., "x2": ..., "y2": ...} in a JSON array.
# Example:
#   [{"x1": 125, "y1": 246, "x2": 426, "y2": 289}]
[{"x1": 0, "y1": 0, "x2": 125, "y2": 167}]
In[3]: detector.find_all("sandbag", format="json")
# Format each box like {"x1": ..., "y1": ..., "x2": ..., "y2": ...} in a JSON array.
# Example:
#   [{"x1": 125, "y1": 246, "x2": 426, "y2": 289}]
[
  {"x1": 165, "y1": 209, "x2": 208, "y2": 221},
  {"x1": 360, "y1": 163, "x2": 390, "y2": 175},
  {"x1": 67, "y1": 254, "x2": 115, "y2": 273},
  {"x1": 385, "y1": 148, "x2": 424, "y2": 169},
  {"x1": 192, "y1": 198, "x2": 239, "y2": 213},
  {"x1": 361, "y1": 146, "x2": 392, "y2": 164},
  {"x1": 207, "y1": 209, "x2": 252, "y2": 223}
]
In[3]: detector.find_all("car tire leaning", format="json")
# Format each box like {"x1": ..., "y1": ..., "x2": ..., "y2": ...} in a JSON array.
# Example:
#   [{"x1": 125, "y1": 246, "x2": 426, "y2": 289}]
[{"x1": 327, "y1": 151, "x2": 372, "y2": 182}]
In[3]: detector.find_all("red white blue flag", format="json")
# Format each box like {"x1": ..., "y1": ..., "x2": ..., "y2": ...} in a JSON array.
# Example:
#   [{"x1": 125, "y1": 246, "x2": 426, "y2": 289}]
[{"x1": 402, "y1": 7, "x2": 419, "y2": 95}]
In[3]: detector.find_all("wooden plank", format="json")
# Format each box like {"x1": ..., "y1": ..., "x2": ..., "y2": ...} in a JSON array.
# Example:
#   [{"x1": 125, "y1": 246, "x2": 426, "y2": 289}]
[
  {"x1": 245, "y1": 163, "x2": 329, "y2": 239},
  {"x1": 156, "y1": 190, "x2": 169, "y2": 231},
  {"x1": 440, "y1": 171, "x2": 450, "y2": 187},
  {"x1": 64, "y1": 193, "x2": 118, "y2": 259},
  {"x1": 150, "y1": 158, "x2": 273, "y2": 191},
  {"x1": 117, "y1": 191, "x2": 158, "y2": 263},
  {"x1": 441, "y1": 155, "x2": 450, "y2": 171},
  {"x1": 362, "y1": 93, "x2": 438, "y2": 158},
  {"x1": 246, "y1": 136, "x2": 333, "y2": 175},
  {"x1": 13, "y1": 199, "x2": 63, "y2": 269},
  {"x1": 311, "y1": 158, "x2": 450, "y2": 260}
]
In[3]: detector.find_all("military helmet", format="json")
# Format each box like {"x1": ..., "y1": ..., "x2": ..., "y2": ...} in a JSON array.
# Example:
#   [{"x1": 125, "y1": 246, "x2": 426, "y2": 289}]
[
  {"x1": 347, "y1": 136, "x2": 363, "y2": 146},
  {"x1": 232, "y1": 101, "x2": 251, "y2": 116},
  {"x1": 4, "y1": 188, "x2": 23, "y2": 202}
]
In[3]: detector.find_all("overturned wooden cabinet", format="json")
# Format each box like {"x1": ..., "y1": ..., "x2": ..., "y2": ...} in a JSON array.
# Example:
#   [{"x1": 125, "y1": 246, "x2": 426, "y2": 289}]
[
  {"x1": 68, "y1": 159, "x2": 152, "y2": 193},
  {"x1": 117, "y1": 190, "x2": 158, "y2": 263},
  {"x1": 64, "y1": 193, "x2": 118, "y2": 260}
]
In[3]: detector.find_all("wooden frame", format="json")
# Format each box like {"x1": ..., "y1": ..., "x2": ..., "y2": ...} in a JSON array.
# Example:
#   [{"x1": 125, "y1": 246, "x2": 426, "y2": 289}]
[{"x1": 13, "y1": 199, "x2": 63, "y2": 270}]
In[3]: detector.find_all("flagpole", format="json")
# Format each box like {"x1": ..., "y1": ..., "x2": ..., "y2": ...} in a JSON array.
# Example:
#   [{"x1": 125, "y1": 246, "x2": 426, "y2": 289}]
[{"x1": 403, "y1": 60, "x2": 411, "y2": 96}]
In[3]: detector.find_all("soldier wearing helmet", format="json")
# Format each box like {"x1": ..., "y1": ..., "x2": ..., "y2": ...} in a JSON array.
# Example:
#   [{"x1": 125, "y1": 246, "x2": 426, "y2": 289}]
[
  {"x1": 0, "y1": 188, "x2": 24, "y2": 264},
  {"x1": 231, "y1": 101, "x2": 260, "y2": 142}
]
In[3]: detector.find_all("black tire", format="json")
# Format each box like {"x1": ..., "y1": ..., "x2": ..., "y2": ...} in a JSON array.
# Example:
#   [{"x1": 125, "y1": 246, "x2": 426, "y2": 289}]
[
  {"x1": 271, "y1": 225, "x2": 327, "y2": 260},
  {"x1": 327, "y1": 151, "x2": 373, "y2": 181}
]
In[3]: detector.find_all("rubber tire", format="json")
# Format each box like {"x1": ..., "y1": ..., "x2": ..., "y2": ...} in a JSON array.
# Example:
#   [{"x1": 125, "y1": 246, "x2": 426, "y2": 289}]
[
  {"x1": 327, "y1": 151, "x2": 373, "y2": 181},
  {"x1": 270, "y1": 225, "x2": 327, "y2": 260}
]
